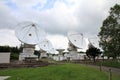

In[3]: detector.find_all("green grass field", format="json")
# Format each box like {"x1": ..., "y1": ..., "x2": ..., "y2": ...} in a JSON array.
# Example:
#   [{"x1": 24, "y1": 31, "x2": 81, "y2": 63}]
[{"x1": 0, "y1": 63, "x2": 119, "y2": 80}]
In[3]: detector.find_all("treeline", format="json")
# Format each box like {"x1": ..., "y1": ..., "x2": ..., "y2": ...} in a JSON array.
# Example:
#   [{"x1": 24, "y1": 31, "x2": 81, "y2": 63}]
[
  {"x1": 0, "y1": 46, "x2": 11, "y2": 52},
  {"x1": 0, "y1": 46, "x2": 22, "y2": 53}
]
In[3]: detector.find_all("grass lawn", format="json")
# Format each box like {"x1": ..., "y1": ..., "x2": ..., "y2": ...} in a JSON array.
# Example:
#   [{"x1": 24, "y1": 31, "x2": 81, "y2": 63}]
[{"x1": 0, "y1": 63, "x2": 119, "y2": 80}]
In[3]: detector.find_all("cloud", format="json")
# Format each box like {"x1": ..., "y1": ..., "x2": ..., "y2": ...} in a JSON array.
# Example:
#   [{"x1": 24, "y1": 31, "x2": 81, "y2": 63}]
[
  {"x1": 0, "y1": 1, "x2": 18, "y2": 29},
  {"x1": 0, "y1": 0, "x2": 119, "y2": 50},
  {"x1": 37, "y1": 1, "x2": 79, "y2": 35},
  {"x1": 11, "y1": 0, "x2": 47, "y2": 9},
  {"x1": 75, "y1": 0, "x2": 119, "y2": 35},
  {"x1": 0, "y1": 0, "x2": 80, "y2": 34},
  {"x1": 47, "y1": 34, "x2": 69, "y2": 49},
  {"x1": 1, "y1": 0, "x2": 119, "y2": 34},
  {"x1": 0, "y1": 29, "x2": 20, "y2": 46}
]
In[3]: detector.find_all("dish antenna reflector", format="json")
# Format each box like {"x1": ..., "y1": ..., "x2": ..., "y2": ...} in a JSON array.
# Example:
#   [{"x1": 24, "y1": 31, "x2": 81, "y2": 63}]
[
  {"x1": 88, "y1": 37, "x2": 99, "y2": 48},
  {"x1": 56, "y1": 48, "x2": 65, "y2": 55},
  {"x1": 67, "y1": 31, "x2": 83, "y2": 60},
  {"x1": 68, "y1": 31, "x2": 83, "y2": 49},
  {"x1": 15, "y1": 21, "x2": 46, "y2": 61},
  {"x1": 15, "y1": 21, "x2": 46, "y2": 45},
  {"x1": 39, "y1": 39, "x2": 55, "y2": 54}
]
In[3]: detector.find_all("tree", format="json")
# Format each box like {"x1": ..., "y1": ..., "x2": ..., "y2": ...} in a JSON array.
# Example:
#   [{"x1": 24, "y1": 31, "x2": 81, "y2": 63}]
[
  {"x1": 86, "y1": 47, "x2": 101, "y2": 62},
  {"x1": 34, "y1": 50, "x2": 40, "y2": 58},
  {"x1": 98, "y1": 4, "x2": 120, "y2": 59},
  {"x1": 10, "y1": 46, "x2": 21, "y2": 60}
]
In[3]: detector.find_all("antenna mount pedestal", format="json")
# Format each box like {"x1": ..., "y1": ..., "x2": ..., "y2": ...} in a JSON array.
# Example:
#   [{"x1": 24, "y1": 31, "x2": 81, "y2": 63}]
[
  {"x1": 56, "y1": 49, "x2": 65, "y2": 61},
  {"x1": 67, "y1": 31, "x2": 83, "y2": 60},
  {"x1": 68, "y1": 42, "x2": 79, "y2": 60},
  {"x1": 19, "y1": 44, "x2": 38, "y2": 61}
]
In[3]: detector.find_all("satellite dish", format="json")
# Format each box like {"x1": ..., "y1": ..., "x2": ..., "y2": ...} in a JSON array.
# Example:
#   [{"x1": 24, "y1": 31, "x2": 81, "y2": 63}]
[
  {"x1": 88, "y1": 37, "x2": 99, "y2": 48},
  {"x1": 68, "y1": 31, "x2": 83, "y2": 49},
  {"x1": 56, "y1": 49, "x2": 65, "y2": 54},
  {"x1": 38, "y1": 39, "x2": 55, "y2": 54},
  {"x1": 15, "y1": 21, "x2": 46, "y2": 45}
]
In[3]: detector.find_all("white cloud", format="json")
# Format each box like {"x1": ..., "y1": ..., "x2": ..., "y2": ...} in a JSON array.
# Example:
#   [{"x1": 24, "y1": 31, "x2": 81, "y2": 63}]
[
  {"x1": 13, "y1": 0, "x2": 79, "y2": 34},
  {"x1": 74, "y1": 0, "x2": 119, "y2": 34},
  {"x1": 3, "y1": 0, "x2": 80, "y2": 33},
  {"x1": 47, "y1": 34, "x2": 68, "y2": 49},
  {"x1": 0, "y1": 29, "x2": 20, "y2": 46},
  {"x1": 0, "y1": 1, "x2": 18, "y2": 29},
  {"x1": 37, "y1": 1, "x2": 79, "y2": 34},
  {"x1": 0, "y1": 0, "x2": 119, "y2": 50},
  {"x1": 12, "y1": 0, "x2": 47, "y2": 9}
]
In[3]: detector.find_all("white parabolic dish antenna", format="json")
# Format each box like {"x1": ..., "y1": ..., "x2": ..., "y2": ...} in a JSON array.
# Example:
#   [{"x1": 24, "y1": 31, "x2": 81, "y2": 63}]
[
  {"x1": 39, "y1": 39, "x2": 55, "y2": 54},
  {"x1": 15, "y1": 22, "x2": 46, "y2": 45},
  {"x1": 68, "y1": 31, "x2": 83, "y2": 49}
]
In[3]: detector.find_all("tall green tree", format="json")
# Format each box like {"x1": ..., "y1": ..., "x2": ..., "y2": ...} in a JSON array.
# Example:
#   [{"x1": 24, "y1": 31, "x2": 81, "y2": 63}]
[
  {"x1": 86, "y1": 47, "x2": 101, "y2": 62},
  {"x1": 98, "y1": 4, "x2": 120, "y2": 59}
]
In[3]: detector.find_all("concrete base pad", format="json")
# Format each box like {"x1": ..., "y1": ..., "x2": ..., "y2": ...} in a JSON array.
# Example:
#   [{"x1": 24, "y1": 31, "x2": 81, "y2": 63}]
[{"x1": 0, "y1": 76, "x2": 10, "y2": 80}]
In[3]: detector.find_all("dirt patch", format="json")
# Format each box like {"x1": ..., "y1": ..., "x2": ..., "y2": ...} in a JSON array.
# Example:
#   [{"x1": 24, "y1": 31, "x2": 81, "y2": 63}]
[{"x1": 0, "y1": 60, "x2": 50, "y2": 69}]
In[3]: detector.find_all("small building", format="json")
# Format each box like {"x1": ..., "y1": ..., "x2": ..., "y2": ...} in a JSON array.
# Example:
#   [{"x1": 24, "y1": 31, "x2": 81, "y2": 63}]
[{"x1": 0, "y1": 52, "x2": 11, "y2": 63}]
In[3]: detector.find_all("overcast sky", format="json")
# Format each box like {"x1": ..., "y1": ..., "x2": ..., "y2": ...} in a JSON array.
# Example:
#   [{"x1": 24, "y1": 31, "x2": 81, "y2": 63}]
[{"x1": 0, "y1": 0, "x2": 119, "y2": 51}]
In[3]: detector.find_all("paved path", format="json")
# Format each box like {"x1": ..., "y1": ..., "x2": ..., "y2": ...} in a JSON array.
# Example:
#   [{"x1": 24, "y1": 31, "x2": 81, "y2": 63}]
[
  {"x1": 0, "y1": 76, "x2": 10, "y2": 80},
  {"x1": 81, "y1": 64, "x2": 120, "y2": 75}
]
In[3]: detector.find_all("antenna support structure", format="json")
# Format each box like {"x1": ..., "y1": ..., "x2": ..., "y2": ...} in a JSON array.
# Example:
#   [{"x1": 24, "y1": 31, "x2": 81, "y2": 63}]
[
  {"x1": 67, "y1": 31, "x2": 83, "y2": 60},
  {"x1": 15, "y1": 21, "x2": 46, "y2": 61}
]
